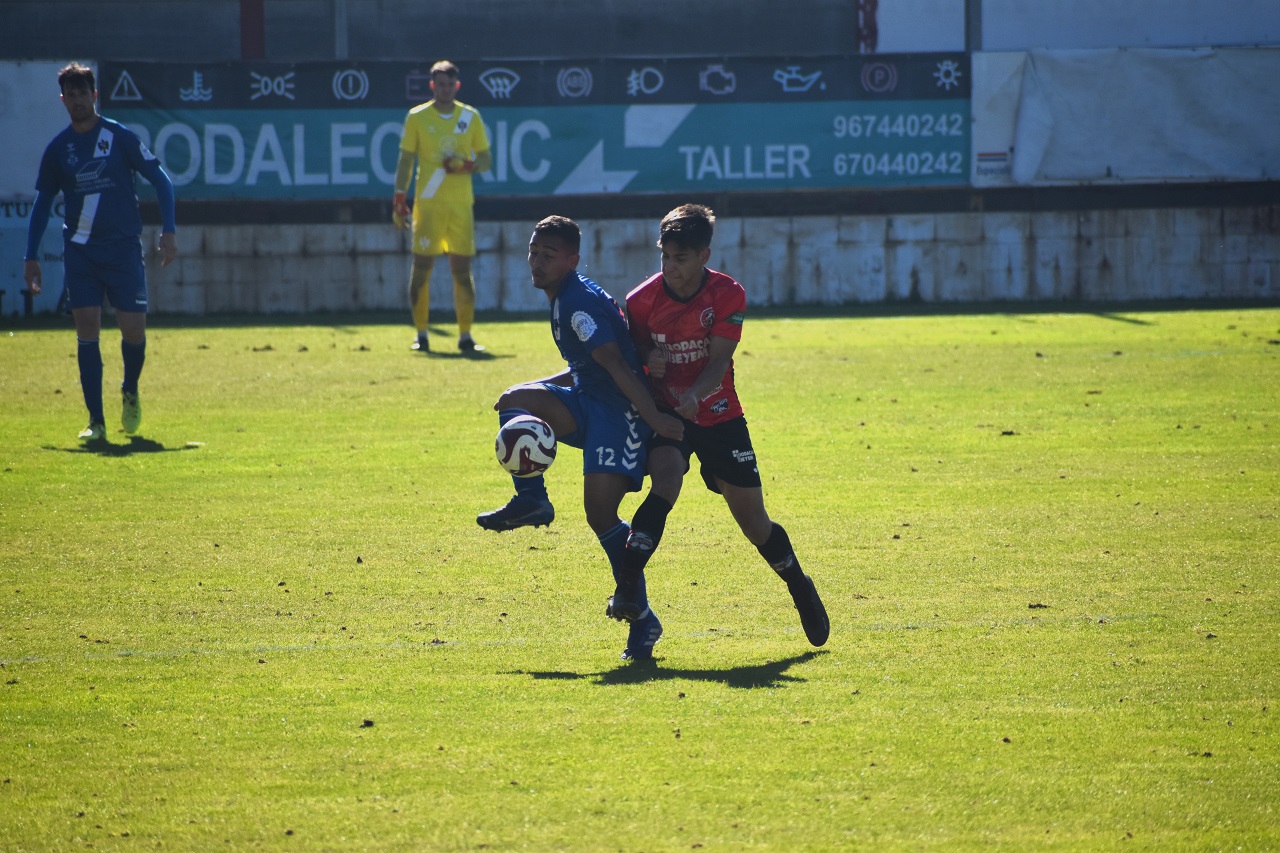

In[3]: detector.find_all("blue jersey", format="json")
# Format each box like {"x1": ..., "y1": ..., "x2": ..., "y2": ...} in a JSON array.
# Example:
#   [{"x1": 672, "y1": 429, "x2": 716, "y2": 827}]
[
  {"x1": 28, "y1": 116, "x2": 175, "y2": 256},
  {"x1": 550, "y1": 271, "x2": 645, "y2": 405}
]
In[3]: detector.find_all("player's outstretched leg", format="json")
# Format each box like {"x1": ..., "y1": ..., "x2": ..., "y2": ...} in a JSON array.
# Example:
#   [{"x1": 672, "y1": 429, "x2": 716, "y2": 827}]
[
  {"x1": 477, "y1": 408, "x2": 556, "y2": 531},
  {"x1": 759, "y1": 522, "x2": 830, "y2": 647}
]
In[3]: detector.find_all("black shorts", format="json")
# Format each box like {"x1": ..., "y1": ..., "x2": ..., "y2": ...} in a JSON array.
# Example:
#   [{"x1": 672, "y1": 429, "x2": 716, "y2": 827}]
[{"x1": 650, "y1": 413, "x2": 762, "y2": 493}]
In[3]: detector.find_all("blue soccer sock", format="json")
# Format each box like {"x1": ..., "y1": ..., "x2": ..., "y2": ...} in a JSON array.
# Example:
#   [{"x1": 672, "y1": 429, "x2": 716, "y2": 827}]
[
  {"x1": 121, "y1": 337, "x2": 146, "y2": 394},
  {"x1": 77, "y1": 338, "x2": 104, "y2": 424},
  {"x1": 499, "y1": 407, "x2": 549, "y2": 501}
]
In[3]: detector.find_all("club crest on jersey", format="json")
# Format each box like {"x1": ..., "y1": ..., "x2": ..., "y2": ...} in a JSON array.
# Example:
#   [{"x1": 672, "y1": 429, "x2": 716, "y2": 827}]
[
  {"x1": 65, "y1": 143, "x2": 78, "y2": 167},
  {"x1": 94, "y1": 128, "x2": 115, "y2": 158},
  {"x1": 700, "y1": 307, "x2": 715, "y2": 328},
  {"x1": 570, "y1": 310, "x2": 598, "y2": 342}
]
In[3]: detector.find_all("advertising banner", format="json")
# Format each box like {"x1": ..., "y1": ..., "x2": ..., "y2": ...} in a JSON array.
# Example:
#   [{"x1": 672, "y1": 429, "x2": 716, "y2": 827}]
[{"x1": 96, "y1": 56, "x2": 971, "y2": 200}]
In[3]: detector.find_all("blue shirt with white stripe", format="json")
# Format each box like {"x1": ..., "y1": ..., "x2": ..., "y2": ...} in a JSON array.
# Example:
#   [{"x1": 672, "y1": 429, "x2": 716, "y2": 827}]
[
  {"x1": 26, "y1": 116, "x2": 176, "y2": 258},
  {"x1": 550, "y1": 270, "x2": 646, "y2": 406}
]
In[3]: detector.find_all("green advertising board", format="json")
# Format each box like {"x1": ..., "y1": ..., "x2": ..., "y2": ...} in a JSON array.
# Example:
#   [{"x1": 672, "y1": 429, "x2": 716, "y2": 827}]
[{"x1": 100, "y1": 56, "x2": 969, "y2": 199}]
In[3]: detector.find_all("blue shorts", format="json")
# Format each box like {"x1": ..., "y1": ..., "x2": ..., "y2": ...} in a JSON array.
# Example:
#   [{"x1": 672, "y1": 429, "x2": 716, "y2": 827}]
[
  {"x1": 63, "y1": 239, "x2": 148, "y2": 313},
  {"x1": 538, "y1": 382, "x2": 650, "y2": 490}
]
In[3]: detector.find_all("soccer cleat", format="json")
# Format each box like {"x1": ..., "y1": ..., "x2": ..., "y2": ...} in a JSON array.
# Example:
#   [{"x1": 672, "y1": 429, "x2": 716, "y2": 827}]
[
  {"x1": 621, "y1": 611, "x2": 663, "y2": 661},
  {"x1": 78, "y1": 421, "x2": 106, "y2": 441},
  {"x1": 476, "y1": 496, "x2": 555, "y2": 531},
  {"x1": 121, "y1": 390, "x2": 142, "y2": 434},
  {"x1": 789, "y1": 574, "x2": 830, "y2": 647},
  {"x1": 411, "y1": 333, "x2": 430, "y2": 352},
  {"x1": 604, "y1": 589, "x2": 650, "y2": 622},
  {"x1": 458, "y1": 336, "x2": 485, "y2": 353}
]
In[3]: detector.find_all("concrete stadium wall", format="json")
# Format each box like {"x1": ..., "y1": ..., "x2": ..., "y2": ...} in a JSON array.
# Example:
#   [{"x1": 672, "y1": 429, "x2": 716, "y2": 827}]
[{"x1": 145, "y1": 205, "x2": 1279, "y2": 316}]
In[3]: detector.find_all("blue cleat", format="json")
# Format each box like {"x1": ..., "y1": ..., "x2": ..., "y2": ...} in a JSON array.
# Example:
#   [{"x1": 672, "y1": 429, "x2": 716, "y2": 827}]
[
  {"x1": 621, "y1": 610, "x2": 663, "y2": 661},
  {"x1": 476, "y1": 496, "x2": 554, "y2": 532}
]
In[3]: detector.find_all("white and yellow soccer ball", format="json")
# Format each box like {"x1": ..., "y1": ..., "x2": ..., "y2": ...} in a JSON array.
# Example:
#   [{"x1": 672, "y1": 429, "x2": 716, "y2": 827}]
[{"x1": 495, "y1": 415, "x2": 557, "y2": 478}]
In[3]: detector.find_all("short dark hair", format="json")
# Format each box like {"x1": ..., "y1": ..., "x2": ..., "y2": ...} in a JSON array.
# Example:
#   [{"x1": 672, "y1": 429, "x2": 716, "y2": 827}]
[
  {"x1": 58, "y1": 63, "x2": 95, "y2": 94},
  {"x1": 430, "y1": 60, "x2": 460, "y2": 79},
  {"x1": 532, "y1": 215, "x2": 581, "y2": 253},
  {"x1": 658, "y1": 204, "x2": 715, "y2": 251}
]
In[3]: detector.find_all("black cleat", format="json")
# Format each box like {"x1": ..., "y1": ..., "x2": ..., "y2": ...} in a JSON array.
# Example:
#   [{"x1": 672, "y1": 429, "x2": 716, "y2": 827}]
[
  {"x1": 476, "y1": 496, "x2": 554, "y2": 531},
  {"x1": 458, "y1": 336, "x2": 485, "y2": 353},
  {"x1": 411, "y1": 333, "x2": 429, "y2": 352},
  {"x1": 789, "y1": 574, "x2": 830, "y2": 646},
  {"x1": 605, "y1": 586, "x2": 646, "y2": 623}
]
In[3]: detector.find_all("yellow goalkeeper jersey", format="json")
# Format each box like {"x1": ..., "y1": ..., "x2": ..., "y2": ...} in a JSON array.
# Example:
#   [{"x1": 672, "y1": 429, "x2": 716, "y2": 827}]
[{"x1": 400, "y1": 100, "x2": 490, "y2": 205}]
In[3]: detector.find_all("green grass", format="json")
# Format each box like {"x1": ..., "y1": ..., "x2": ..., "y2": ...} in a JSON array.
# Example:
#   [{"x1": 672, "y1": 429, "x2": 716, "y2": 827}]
[{"x1": 1, "y1": 307, "x2": 1277, "y2": 851}]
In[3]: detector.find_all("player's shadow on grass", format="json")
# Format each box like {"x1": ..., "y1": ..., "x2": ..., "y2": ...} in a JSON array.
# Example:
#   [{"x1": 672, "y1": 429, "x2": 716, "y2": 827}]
[
  {"x1": 45, "y1": 436, "x2": 201, "y2": 457},
  {"x1": 421, "y1": 348, "x2": 506, "y2": 361},
  {"x1": 513, "y1": 650, "x2": 826, "y2": 689}
]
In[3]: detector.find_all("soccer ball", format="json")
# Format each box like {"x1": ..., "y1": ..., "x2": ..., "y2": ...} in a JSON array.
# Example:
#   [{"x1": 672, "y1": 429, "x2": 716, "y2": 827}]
[{"x1": 495, "y1": 415, "x2": 556, "y2": 478}]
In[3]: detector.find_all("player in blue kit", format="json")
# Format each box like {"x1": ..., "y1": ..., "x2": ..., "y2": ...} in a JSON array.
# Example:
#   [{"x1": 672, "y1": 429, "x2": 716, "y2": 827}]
[
  {"x1": 24, "y1": 63, "x2": 178, "y2": 441},
  {"x1": 478, "y1": 215, "x2": 684, "y2": 661}
]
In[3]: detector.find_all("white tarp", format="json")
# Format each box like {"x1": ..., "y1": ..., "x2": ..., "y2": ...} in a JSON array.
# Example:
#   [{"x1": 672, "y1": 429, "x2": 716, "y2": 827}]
[{"x1": 1011, "y1": 47, "x2": 1280, "y2": 185}]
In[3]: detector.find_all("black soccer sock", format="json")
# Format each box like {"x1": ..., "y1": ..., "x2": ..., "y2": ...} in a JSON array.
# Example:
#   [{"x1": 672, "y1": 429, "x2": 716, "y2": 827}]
[
  {"x1": 758, "y1": 522, "x2": 804, "y2": 586},
  {"x1": 121, "y1": 337, "x2": 146, "y2": 394},
  {"x1": 77, "y1": 338, "x2": 104, "y2": 424},
  {"x1": 623, "y1": 494, "x2": 673, "y2": 577}
]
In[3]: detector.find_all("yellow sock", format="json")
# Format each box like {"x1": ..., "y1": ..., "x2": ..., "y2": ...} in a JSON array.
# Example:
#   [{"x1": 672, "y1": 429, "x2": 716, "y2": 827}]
[
  {"x1": 409, "y1": 256, "x2": 432, "y2": 332},
  {"x1": 453, "y1": 268, "x2": 476, "y2": 337}
]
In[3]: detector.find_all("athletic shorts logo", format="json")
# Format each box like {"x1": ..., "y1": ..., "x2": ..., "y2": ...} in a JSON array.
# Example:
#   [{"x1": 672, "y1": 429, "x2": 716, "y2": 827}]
[{"x1": 570, "y1": 310, "x2": 598, "y2": 342}]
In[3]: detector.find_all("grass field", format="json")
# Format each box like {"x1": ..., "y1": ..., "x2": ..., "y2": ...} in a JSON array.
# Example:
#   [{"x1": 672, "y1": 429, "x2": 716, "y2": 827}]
[{"x1": 1, "y1": 305, "x2": 1277, "y2": 851}]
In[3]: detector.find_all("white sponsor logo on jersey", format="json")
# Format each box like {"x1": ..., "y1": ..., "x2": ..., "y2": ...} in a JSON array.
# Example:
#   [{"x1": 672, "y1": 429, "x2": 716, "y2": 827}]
[{"x1": 570, "y1": 310, "x2": 598, "y2": 342}]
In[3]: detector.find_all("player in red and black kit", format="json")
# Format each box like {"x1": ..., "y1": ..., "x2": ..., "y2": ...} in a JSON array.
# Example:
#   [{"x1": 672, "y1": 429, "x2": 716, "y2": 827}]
[{"x1": 612, "y1": 204, "x2": 829, "y2": 647}]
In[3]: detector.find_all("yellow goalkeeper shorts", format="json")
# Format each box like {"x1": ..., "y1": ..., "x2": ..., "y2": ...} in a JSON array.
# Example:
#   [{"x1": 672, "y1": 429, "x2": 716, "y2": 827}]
[{"x1": 412, "y1": 199, "x2": 476, "y2": 257}]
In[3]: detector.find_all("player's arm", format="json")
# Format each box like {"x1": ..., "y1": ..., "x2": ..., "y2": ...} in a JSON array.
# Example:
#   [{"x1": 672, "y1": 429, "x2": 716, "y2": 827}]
[
  {"x1": 591, "y1": 341, "x2": 683, "y2": 440},
  {"x1": 392, "y1": 149, "x2": 415, "y2": 225},
  {"x1": 22, "y1": 189, "x2": 55, "y2": 294},
  {"x1": 453, "y1": 113, "x2": 492, "y2": 174},
  {"x1": 674, "y1": 335, "x2": 737, "y2": 419},
  {"x1": 135, "y1": 156, "x2": 178, "y2": 267},
  {"x1": 625, "y1": 297, "x2": 665, "y2": 380}
]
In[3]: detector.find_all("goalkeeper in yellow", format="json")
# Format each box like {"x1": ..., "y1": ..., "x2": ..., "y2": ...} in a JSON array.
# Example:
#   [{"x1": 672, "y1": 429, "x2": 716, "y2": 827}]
[{"x1": 393, "y1": 60, "x2": 491, "y2": 353}]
